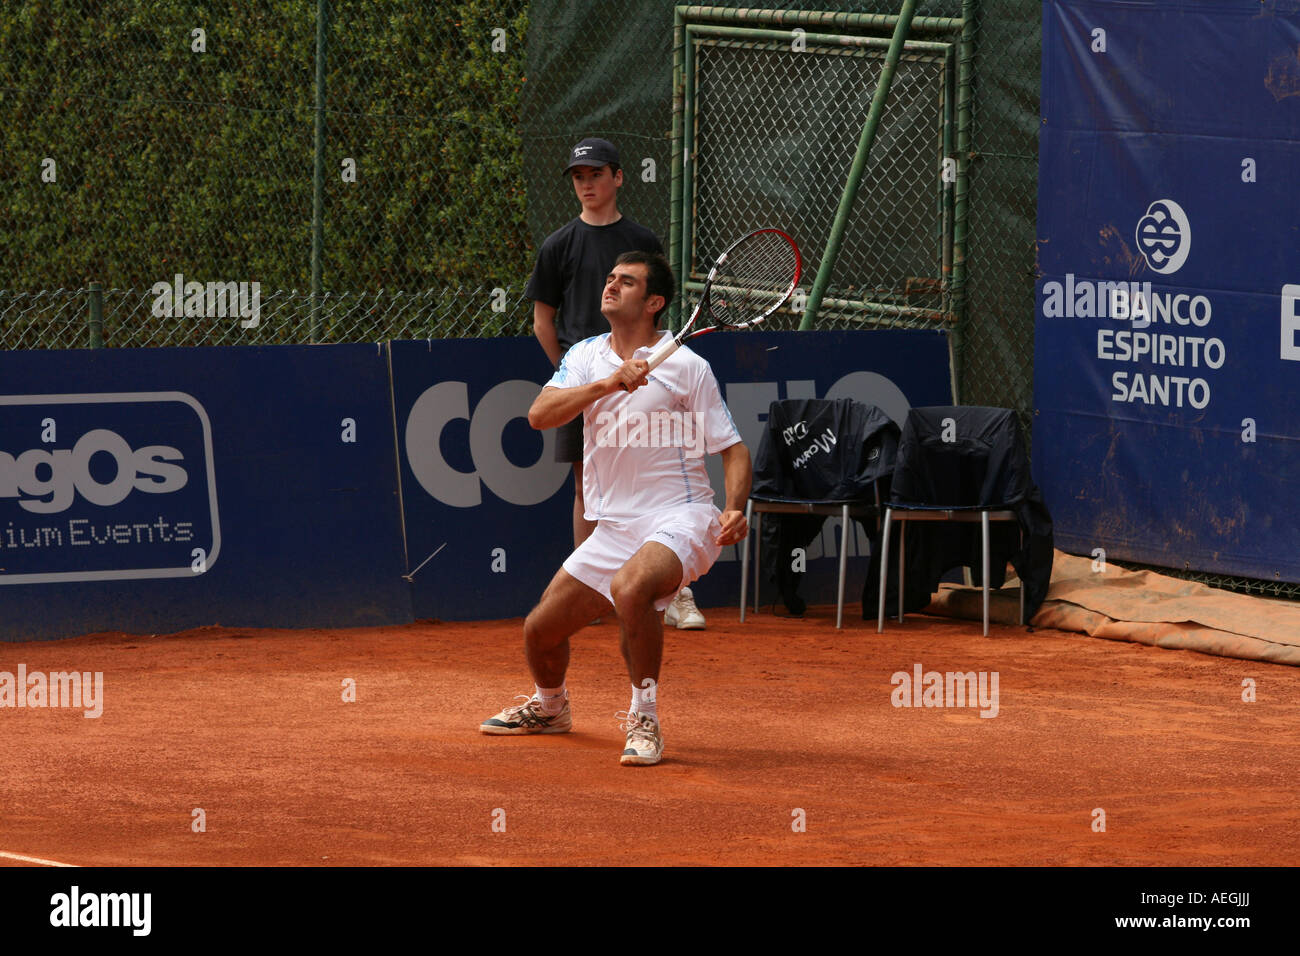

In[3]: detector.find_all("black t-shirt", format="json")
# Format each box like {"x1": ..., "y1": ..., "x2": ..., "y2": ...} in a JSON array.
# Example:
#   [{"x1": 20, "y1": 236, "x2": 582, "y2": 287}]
[{"x1": 525, "y1": 216, "x2": 664, "y2": 350}]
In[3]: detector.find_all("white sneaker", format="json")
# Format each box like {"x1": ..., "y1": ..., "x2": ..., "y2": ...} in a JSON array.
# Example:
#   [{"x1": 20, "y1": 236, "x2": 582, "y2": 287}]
[
  {"x1": 664, "y1": 586, "x2": 706, "y2": 629},
  {"x1": 480, "y1": 694, "x2": 572, "y2": 735},
  {"x1": 618, "y1": 712, "x2": 664, "y2": 766}
]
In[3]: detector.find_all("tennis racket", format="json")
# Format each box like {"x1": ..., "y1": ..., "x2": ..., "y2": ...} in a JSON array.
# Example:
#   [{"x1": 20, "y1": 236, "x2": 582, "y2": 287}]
[{"x1": 622, "y1": 228, "x2": 801, "y2": 389}]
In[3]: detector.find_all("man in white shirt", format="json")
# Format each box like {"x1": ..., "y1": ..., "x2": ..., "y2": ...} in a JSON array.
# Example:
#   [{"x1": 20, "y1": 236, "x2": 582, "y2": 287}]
[{"x1": 480, "y1": 251, "x2": 751, "y2": 765}]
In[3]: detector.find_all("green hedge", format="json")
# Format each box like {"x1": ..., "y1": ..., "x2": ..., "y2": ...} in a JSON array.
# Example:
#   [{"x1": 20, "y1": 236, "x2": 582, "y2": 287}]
[{"x1": 0, "y1": 0, "x2": 530, "y2": 292}]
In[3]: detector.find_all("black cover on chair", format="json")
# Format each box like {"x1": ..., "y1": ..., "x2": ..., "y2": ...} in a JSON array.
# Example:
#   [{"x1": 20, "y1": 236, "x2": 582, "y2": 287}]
[
  {"x1": 751, "y1": 398, "x2": 899, "y2": 613},
  {"x1": 862, "y1": 406, "x2": 1054, "y2": 621}
]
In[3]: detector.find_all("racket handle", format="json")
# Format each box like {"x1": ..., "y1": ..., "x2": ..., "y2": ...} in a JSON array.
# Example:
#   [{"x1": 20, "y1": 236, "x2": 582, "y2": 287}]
[
  {"x1": 618, "y1": 333, "x2": 682, "y2": 391},
  {"x1": 646, "y1": 333, "x2": 680, "y2": 372}
]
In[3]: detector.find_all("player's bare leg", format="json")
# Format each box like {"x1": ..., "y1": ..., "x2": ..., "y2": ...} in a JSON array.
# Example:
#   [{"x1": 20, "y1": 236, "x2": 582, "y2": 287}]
[
  {"x1": 572, "y1": 461, "x2": 597, "y2": 548},
  {"x1": 524, "y1": 567, "x2": 611, "y2": 687},
  {"x1": 481, "y1": 569, "x2": 610, "y2": 735},
  {"x1": 609, "y1": 542, "x2": 681, "y2": 765},
  {"x1": 609, "y1": 541, "x2": 682, "y2": 687}
]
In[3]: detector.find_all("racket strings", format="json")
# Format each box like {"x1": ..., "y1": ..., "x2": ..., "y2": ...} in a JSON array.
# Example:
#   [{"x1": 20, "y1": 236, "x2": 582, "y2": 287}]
[{"x1": 708, "y1": 232, "x2": 798, "y2": 327}]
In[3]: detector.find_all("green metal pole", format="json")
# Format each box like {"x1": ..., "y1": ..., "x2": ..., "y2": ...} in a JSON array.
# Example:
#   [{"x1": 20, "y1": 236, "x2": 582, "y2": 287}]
[
  {"x1": 941, "y1": 45, "x2": 954, "y2": 312},
  {"x1": 88, "y1": 282, "x2": 104, "y2": 348},
  {"x1": 949, "y1": 0, "x2": 976, "y2": 402},
  {"x1": 669, "y1": 8, "x2": 685, "y2": 330},
  {"x1": 800, "y1": 0, "x2": 919, "y2": 330},
  {"x1": 310, "y1": 0, "x2": 328, "y2": 342}
]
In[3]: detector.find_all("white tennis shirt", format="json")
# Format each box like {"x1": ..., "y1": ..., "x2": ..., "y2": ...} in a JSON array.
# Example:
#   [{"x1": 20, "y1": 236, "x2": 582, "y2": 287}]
[{"x1": 547, "y1": 331, "x2": 743, "y2": 521}]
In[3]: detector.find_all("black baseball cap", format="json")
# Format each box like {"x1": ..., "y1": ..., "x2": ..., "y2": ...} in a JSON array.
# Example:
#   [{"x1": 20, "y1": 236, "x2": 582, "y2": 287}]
[{"x1": 563, "y1": 137, "x2": 620, "y2": 174}]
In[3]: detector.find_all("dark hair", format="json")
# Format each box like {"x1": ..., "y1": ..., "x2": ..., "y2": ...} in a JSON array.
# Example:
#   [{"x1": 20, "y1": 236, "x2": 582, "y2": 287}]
[{"x1": 613, "y1": 250, "x2": 675, "y2": 325}]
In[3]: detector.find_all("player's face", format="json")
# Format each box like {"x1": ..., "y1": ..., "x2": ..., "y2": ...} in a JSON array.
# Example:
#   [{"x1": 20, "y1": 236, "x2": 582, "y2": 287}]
[
  {"x1": 571, "y1": 165, "x2": 621, "y2": 210},
  {"x1": 601, "y1": 263, "x2": 653, "y2": 323}
]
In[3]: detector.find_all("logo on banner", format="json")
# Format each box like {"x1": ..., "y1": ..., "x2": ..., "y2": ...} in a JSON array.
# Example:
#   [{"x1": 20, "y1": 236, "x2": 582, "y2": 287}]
[
  {"x1": 406, "y1": 371, "x2": 913, "y2": 511},
  {"x1": 1135, "y1": 199, "x2": 1191, "y2": 274},
  {"x1": 1039, "y1": 198, "x2": 1227, "y2": 411},
  {"x1": 406, "y1": 381, "x2": 569, "y2": 508},
  {"x1": 0, "y1": 392, "x2": 221, "y2": 584},
  {"x1": 1282, "y1": 285, "x2": 1300, "y2": 362}
]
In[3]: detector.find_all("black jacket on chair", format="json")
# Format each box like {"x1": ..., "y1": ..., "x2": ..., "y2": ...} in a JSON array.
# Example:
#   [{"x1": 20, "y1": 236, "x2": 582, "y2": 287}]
[
  {"x1": 751, "y1": 398, "x2": 899, "y2": 613},
  {"x1": 862, "y1": 405, "x2": 1054, "y2": 621}
]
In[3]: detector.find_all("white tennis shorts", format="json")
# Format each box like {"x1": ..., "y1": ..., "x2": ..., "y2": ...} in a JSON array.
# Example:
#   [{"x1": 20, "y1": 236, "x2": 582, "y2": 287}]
[{"x1": 563, "y1": 503, "x2": 723, "y2": 611}]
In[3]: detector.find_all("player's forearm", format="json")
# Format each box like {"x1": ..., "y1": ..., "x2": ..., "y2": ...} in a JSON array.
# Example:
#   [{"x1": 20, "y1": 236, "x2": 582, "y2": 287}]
[
  {"x1": 719, "y1": 443, "x2": 752, "y2": 513},
  {"x1": 528, "y1": 382, "x2": 613, "y2": 431}
]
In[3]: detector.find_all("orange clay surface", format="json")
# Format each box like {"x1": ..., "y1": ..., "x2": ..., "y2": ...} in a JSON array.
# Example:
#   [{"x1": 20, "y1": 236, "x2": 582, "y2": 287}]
[{"x1": 2, "y1": 609, "x2": 1298, "y2": 866}]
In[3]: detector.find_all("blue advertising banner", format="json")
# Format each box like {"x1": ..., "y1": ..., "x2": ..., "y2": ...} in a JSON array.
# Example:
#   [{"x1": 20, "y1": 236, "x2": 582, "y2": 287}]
[
  {"x1": 0, "y1": 392, "x2": 219, "y2": 584},
  {"x1": 391, "y1": 338, "x2": 574, "y2": 623},
  {"x1": 0, "y1": 345, "x2": 410, "y2": 641},
  {"x1": 1035, "y1": 0, "x2": 1300, "y2": 583},
  {"x1": 2, "y1": 331, "x2": 952, "y2": 640},
  {"x1": 392, "y1": 330, "x2": 952, "y2": 621}
]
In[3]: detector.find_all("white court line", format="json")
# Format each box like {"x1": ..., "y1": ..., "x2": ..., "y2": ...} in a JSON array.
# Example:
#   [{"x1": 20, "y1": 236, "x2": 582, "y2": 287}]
[{"x1": 0, "y1": 850, "x2": 78, "y2": 867}]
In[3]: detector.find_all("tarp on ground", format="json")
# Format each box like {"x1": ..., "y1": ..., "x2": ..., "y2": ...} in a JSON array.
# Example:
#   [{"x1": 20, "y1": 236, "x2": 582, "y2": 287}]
[{"x1": 928, "y1": 551, "x2": 1300, "y2": 666}]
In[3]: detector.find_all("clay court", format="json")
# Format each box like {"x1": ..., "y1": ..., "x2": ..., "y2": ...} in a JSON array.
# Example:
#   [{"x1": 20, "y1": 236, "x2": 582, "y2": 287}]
[{"x1": 3, "y1": 608, "x2": 1297, "y2": 867}]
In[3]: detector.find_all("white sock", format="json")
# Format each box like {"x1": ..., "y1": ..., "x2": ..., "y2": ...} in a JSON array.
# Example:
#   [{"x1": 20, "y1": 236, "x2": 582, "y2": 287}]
[
  {"x1": 536, "y1": 683, "x2": 566, "y2": 715},
  {"x1": 630, "y1": 681, "x2": 658, "y2": 721}
]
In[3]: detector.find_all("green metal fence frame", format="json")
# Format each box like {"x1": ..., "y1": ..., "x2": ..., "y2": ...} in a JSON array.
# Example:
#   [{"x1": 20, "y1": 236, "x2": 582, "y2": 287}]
[
  {"x1": 670, "y1": 5, "x2": 969, "y2": 338},
  {"x1": 681, "y1": 27, "x2": 956, "y2": 319}
]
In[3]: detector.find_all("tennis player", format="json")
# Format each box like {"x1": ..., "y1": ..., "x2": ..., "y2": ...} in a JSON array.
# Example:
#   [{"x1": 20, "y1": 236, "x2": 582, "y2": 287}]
[{"x1": 482, "y1": 251, "x2": 751, "y2": 765}]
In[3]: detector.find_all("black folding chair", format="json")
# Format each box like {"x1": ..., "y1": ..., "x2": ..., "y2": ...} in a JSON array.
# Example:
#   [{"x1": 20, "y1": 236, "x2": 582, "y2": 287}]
[
  {"x1": 739, "y1": 398, "x2": 897, "y2": 628},
  {"x1": 876, "y1": 406, "x2": 1030, "y2": 637}
]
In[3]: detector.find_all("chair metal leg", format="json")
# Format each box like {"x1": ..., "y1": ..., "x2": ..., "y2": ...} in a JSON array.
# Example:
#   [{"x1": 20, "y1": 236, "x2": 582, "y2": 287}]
[
  {"x1": 739, "y1": 500, "x2": 752, "y2": 622},
  {"x1": 877, "y1": 509, "x2": 892, "y2": 633},
  {"x1": 897, "y1": 517, "x2": 906, "y2": 624},
  {"x1": 1019, "y1": 525, "x2": 1026, "y2": 626},
  {"x1": 981, "y1": 510, "x2": 991, "y2": 637},
  {"x1": 836, "y1": 504, "x2": 849, "y2": 629},
  {"x1": 752, "y1": 508, "x2": 762, "y2": 613}
]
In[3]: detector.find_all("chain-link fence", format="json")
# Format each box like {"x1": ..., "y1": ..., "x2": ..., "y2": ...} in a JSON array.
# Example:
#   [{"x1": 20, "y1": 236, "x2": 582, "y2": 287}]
[
  {"x1": 0, "y1": 290, "x2": 89, "y2": 351},
  {"x1": 0, "y1": 285, "x2": 530, "y2": 350},
  {"x1": 962, "y1": 0, "x2": 1040, "y2": 427},
  {"x1": 680, "y1": 23, "x2": 958, "y2": 333},
  {"x1": 1112, "y1": 561, "x2": 1300, "y2": 603},
  {"x1": 0, "y1": 0, "x2": 534, "y2": 346},
  {"x1": 687, "y1": 35, "x2": 952, "y2": 328}
]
